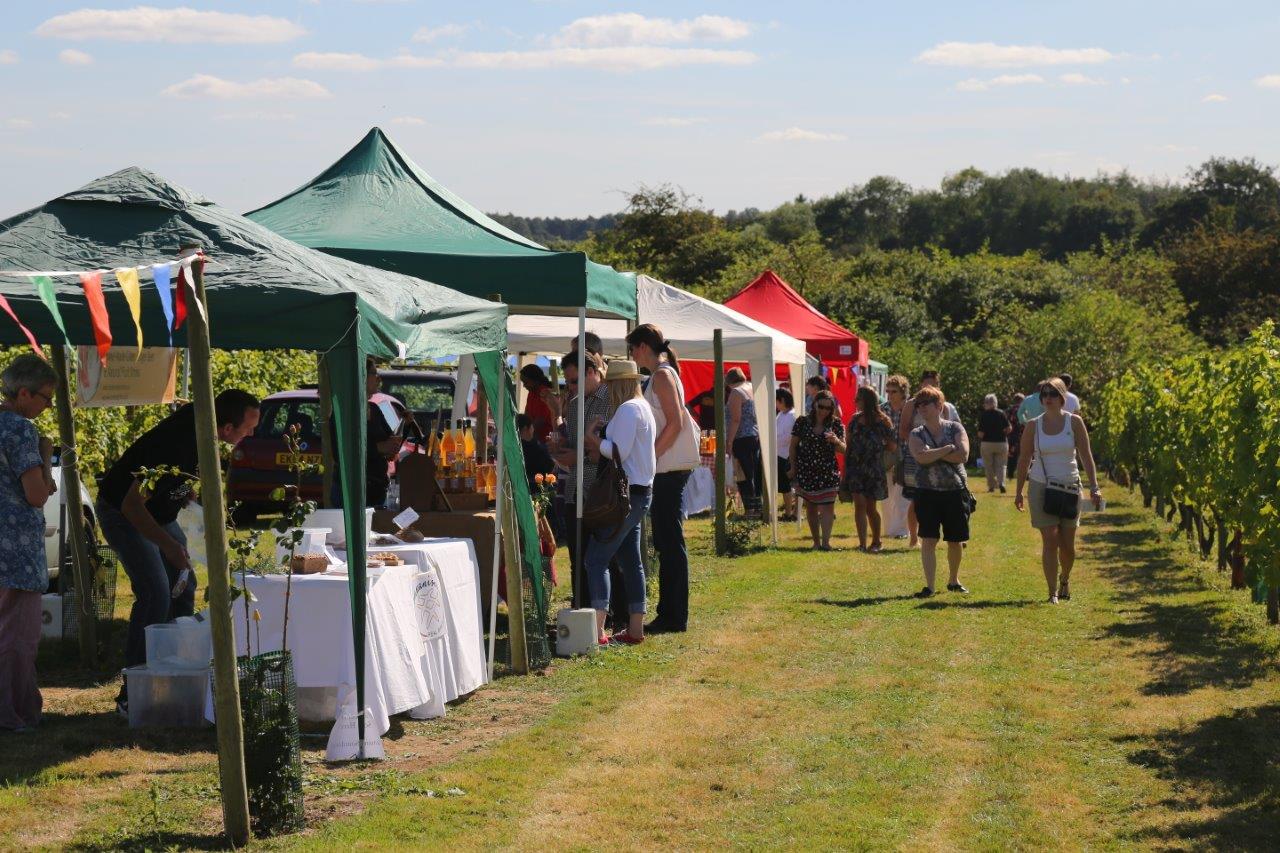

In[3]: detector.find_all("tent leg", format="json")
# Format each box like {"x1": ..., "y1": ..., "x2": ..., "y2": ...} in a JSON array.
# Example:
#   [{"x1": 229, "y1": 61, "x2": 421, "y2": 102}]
[
  {"x1": 189, "y1": 258, "x2": 251, "y2": 846},
  {"x1": 51, "y1": 347, "x2": 96, "y2": 667},
  {"x1": 574, "y1": 312, "x2": 586, "y2": 608},
  {"x1": 487, "y1": 363, "x2": 504, "y2": 681},
  {"x1": 714, "y1": 330, "x2": 727, "y2": 556}
]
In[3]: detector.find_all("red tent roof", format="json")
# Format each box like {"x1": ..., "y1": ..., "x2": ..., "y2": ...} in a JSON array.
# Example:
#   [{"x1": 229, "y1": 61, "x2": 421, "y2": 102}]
[{"x1": 724, "y1": 270, "x2": 868, "y2": 366}]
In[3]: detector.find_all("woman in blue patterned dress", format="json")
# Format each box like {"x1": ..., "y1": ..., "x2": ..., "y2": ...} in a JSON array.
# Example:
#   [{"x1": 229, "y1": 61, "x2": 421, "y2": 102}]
[{"x1": 0, "y1": 354, "x2": 57, "y2": 732}]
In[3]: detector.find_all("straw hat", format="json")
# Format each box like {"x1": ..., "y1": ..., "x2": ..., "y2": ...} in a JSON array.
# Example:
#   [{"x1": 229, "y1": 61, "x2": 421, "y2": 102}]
[{"x1": 604, "y1": 359, "x2": 642, "y2": 382}]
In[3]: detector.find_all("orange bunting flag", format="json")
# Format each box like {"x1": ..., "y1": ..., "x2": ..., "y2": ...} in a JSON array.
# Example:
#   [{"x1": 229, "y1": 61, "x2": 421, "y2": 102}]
[
  {"x1": 114, "y1": 267, "x2": 144, "y2": 357},
  {"x1": 79, "y1": 271, "x2": 112, "y2": 365},
  {"x1": 0, "y1": 294, "x2": 44, "y2": 358}
]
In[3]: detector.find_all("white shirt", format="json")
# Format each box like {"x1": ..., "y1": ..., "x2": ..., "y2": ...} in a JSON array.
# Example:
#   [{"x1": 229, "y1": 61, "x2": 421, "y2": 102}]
[
  {"x1": 776, "y1": 410, "x2": 797, "y2": 459},
  {"x1": 1028, "y1": 415, "x2": 1079, "y2": 484},
  {"x1": 1065, "y1": 391, "x2": 1080, "y2": 414},
  {"x1": 599, "y1": 398, "x2": 656, "y2": 487}
]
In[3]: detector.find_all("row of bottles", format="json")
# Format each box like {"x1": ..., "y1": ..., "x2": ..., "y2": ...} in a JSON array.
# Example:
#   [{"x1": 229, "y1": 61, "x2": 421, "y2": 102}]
[
  {"x1": 698, "y1": 430, "x2": 718, "y2": 456},
  {"x1": 421, "y1": 418, "x2": 494, "y2": 496}
]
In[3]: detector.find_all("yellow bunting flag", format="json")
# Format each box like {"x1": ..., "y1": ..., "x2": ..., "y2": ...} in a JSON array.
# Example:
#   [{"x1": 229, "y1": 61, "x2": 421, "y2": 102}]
[{"x1": 114, "y1": 267, "x2": 144, "y2": 357}]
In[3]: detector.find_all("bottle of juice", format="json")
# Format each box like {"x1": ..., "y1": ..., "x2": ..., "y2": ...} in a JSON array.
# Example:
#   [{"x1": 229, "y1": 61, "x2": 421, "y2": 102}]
[
  {"x1": 463, "y1": 417, "x2": 476, "y2": 460},
  {"x1": 439, "y1": 417, "x2": 455, "y2": 467}
]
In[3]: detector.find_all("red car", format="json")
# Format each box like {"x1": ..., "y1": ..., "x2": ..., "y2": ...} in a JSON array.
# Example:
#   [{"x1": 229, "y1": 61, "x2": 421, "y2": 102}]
[{"x1": 227, "y1": 389, "x2": 409, "y2": 522}]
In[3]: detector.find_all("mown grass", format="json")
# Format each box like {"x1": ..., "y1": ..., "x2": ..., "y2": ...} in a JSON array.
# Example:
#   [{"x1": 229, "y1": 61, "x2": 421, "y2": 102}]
[{"x1": 3, "y1": 484, "x2": 1278, "y2": 850}]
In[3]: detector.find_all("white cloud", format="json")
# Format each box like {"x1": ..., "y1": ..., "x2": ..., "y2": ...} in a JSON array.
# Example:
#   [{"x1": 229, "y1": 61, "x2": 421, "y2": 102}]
[
  {"x1": 0, "y1": 49, "x2": 17, "y2": 65},
  {"x1": 391, "y1": 116, "x2": 426, "y2": 126},
  {"x1": 1059, "y1": 72, "x2": 1105, "y2": 85},
  {"x1": 1154, "y1": 143, "x2": 1197, "y2": 153},
  {"x1": 412, "y1": 24, "x2": 468, "y2": 43},
  {"x1": 643, "y1": 117, "x2": 708, "y2": 127},
  {"x1": 955, "y1": 73, "x2": 1044, "y2": 92},
  {"x1": 917, "y1": 41, "x2": 1113, "y2": 68},
  {"x1": 451, "y1": 46, "x2": 756, "y2": 71},
  {"x1": 553, "y1": 13, "x2": 751, "y2": 47},
  {"x1": 161, "y1": 74, "x2": 330, "y2": 99},
  {"x1": 1202, "y1": 93, "x2": 1228, "y2": 103},
  {"x1": 58, "y1": 48, "x2": 93, "y2": 65},
  {"x1": 50, "y1": 111, "x2": 72, "y2": 120},
  {"x1": 37, "y1": 6, "x2": 305, "y2": 44},
  {"x1": 292, "y1": 51, "x2": 444, "y2": 71},
  {"x1": 1255, "y1": 75, "x2": 1280, "y2": 89},
  {"x1": 758, "y1": 127, "x2": 846, "y2": 142},
  {"x1": 4, "y1": 118, "x2": 34, "y2": 130}
]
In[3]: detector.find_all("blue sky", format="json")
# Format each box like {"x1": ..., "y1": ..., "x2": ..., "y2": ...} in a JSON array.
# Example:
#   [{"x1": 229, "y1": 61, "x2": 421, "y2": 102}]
[{"x1": 1, "y1": 2, "x2": 1277, "y2": 217}]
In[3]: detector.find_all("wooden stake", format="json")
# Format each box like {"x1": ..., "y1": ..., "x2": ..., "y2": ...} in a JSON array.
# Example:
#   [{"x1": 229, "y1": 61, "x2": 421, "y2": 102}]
[
  {"x1": 714, "y1": 330, "x2": 727, "y2": 556},
  {"x1": 51, "y1": 347, "x2": 96, "y2": 666},
  {"x1": 188, "y1": 256, "x2": 250, "y2": 846}
]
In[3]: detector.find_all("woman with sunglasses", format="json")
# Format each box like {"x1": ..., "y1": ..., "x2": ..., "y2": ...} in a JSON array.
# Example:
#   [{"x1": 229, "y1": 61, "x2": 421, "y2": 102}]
[
  {"x1": 0, "y1": 354, "x2": 58, "y2": 732},
  {"x1": 788, "y1": 390, "x2": 845, "y2": 550},
  {"x1": 1014, "y1": 377, "x2": 1102, "y2": 603},
  {"x1": 880, "y1": 375, "x2": 912, "y2": 540}
]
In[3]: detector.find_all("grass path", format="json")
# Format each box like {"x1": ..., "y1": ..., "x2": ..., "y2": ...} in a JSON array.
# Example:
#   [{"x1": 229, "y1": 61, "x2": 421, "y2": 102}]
[{"x1": 4, "y1": 484, "x2": 1279, "y2": 849}]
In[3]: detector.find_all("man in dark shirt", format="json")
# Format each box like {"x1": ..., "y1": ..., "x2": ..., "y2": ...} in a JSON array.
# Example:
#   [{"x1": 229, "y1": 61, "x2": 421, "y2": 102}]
[
  {"x1": 517, "y1": 413, "x2": 555, "y2": 490},
  {"x1": 96, "y1": 389, "x2": 259, "y2": 712}
]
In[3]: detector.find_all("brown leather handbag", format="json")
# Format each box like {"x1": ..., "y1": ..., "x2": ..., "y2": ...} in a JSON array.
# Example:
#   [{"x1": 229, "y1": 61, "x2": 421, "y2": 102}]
[{"x1": 582, "y1": 445, "x2": 630, "y2": 535}]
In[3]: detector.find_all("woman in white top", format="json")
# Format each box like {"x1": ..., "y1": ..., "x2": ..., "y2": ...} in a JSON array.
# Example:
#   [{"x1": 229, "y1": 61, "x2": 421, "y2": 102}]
[
  {"x1": 775, "y1": 387, "x2": 798, "y2": 521},
  {"x1": 628, "y1": 324, "x2": 697, "y2": 634},
  {"x1": 583, "y1": 359, "x2": 657, "y2": 645},
  {"x1": 1014, "y1": 377, "x2": 1102, "y2": 603}
]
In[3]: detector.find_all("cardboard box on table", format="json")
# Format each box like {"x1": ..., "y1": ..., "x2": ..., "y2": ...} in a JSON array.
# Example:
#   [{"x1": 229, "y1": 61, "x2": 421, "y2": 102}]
[{"x1": 378, "y1": 452, "x2": 497, "y2": 618}]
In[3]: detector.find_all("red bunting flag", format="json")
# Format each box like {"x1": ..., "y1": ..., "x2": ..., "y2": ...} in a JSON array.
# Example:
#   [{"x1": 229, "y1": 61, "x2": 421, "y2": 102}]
[
  {"x1": 174, "y1": 264, "x2": 189, "y2": 330},
  {"x1": 79, "y1": 271, "x2": 112, "y2": 365},
  {"x1": 0, "y1": 294, "x2": 44, "y2": 358}
]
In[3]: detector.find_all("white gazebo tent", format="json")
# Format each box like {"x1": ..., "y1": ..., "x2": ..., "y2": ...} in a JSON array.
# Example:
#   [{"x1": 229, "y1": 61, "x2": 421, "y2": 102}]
[{"x1": 507, "y1": 274, "x2": 808, "y2": 540}]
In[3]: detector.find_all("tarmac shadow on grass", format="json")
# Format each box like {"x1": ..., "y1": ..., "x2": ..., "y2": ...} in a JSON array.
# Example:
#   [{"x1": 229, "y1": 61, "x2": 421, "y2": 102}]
[{"x1": 1118, "y1": 701, "x2": 1280, "y2": 850}]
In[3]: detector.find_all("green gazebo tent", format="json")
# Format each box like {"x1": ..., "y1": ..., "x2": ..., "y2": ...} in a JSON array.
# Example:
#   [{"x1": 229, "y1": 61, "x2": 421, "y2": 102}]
[
  {"x1": 247, "y1": 127, "x2": 640, "y2": 653},
  {"x1": 245, "y1": 127, "x2": 636, "y2": 320},
  {"x1": 0, "y1": 167, "x2": 510, "y2": 763}
]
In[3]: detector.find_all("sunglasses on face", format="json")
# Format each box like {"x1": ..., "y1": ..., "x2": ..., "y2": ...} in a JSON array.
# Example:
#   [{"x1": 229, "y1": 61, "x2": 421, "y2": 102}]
[
  {"x1": 1041, "y1": 390, "x2": 1062, "y2": 400},
  {"x1": 816, "y1": 404, "x2": 834, "y2": 411}
]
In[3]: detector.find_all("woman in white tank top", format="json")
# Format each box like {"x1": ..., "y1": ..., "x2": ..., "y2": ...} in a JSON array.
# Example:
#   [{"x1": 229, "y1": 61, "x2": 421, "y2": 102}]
[{"x1": 1014, "y1": 377, "x2": 1102, "y2": 604}]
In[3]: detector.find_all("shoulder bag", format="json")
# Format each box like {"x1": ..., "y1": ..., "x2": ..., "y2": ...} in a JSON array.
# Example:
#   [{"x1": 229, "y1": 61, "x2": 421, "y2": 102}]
[
  {"x1": 1035, "y1": 419, "x2": 1080, "y2": 518},
  {"x1": 651, "y1": 365, "x2": 701, "y2": 473},
  {"x1": 582, "y1": 444, "x2": 630, "y2": 535}
]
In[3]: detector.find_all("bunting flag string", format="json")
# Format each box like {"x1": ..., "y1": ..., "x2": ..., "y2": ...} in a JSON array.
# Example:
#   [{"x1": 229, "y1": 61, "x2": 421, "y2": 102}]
[
  {"x1": 114, "y1": 267, "x2": 145, "y2": 357},
  {"x1": 0, "y1": 294, "x2": 44, "y2": 358},
  {"x1": 79, "y1": 271, "x2": 113, "y2": 366},
  {"x1": 151, "y1": 264, "x2": 175, "y2": 345},
  {"x1": 174, "y1": 265, "x2": 189, "y2": 329},
  {"x1": 32, "y1": 275, "x2": 70, "y2": 345},
  {"x1": 0, "y1": 254, "x2": 221, "y2": 278}
]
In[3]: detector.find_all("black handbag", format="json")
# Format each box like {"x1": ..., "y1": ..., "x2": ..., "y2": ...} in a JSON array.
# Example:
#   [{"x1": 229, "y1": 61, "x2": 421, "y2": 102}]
[
  {"x1": 582, "y1": 445, "x2": 630, "y2": 535},
  {"x1": 1036, "y1": 420, "x2": 1080, "y2": 517}
]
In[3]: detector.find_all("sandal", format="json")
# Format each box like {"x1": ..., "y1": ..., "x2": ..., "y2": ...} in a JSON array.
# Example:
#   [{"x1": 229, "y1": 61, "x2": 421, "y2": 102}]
[
  {"x1": 1047, "y1": 594, "x2": 1059, "y2": 604},
  {"x1": 1058, "y1": 580, "x2": 1071, "y2": 601},
  {"x1": 869, "y1": 543, "x2": 882, "y2": 554},
  {"x1": 946, "y1": 582, "x2": 968, "y2": 593},
  {"x1": 609, "y1": 630, "x2": 644, "y2": 646},
  {"x1": 914, "y1": 586, "x2": 934, "y2": 599}
]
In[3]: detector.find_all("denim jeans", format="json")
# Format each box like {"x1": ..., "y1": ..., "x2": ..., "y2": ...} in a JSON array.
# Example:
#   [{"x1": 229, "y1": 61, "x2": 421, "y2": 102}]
[
  {"x1": 732, "y1": 435, "x2": 763, "y2": 510},
  {"x1": 561, "y1": 500, "x2": 628, "y2": 625},
  {"x1": 96, "y1": 501, "x2": 191, "y2": 669},
  {"x1": 651, "y1": 470, "x2": 690, "y2": 629},
  {"x1": 586, "y1": 486, "x2": 653, "y2": 614}
]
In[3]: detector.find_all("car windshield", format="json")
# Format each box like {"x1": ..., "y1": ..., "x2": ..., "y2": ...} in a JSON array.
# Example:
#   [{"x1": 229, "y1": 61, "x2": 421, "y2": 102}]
[
  {"x1": 256, "y1": 400, "x2": 322, "y2": 441},
  {"x1": 380, "y1": 377, "x2": 453, "y2": 416}
]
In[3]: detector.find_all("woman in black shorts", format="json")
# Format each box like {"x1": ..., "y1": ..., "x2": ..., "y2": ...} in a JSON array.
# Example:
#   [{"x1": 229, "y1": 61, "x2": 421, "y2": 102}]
[{"x1": 907, "y1": 386, "x2": 971, "y2": 598}]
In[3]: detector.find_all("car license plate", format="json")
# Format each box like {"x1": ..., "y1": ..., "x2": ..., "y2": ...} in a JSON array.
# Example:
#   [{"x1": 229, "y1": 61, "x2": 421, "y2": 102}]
[{"x1": 275, "y1": 453, "x2": 322, "y2": 465}]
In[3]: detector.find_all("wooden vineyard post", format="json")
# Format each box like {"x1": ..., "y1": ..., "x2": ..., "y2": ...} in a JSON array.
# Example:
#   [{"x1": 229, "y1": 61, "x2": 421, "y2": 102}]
[
  {"x1": 51, "y1": 347, "x2": 96, "y2": 666},
  {"x1": 714, "y1": 330, "x2": 727, "y2": 556},
  {"x1": 188, "y1": 255, "x2": 251, "y2": 846}
]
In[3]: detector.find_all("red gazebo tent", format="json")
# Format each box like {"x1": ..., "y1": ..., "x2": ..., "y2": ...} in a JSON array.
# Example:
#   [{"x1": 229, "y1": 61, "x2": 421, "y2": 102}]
[{"x1": 724, "y1": 270, "x2": 868, "y2": 417}]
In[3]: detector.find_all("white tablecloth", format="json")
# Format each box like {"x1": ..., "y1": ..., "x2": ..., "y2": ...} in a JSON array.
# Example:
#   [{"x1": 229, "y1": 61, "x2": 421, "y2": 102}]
[
  {"x1": 221, "y1": 537, "x2": 486, "y2": 741},
  {"x1": 683, "y1": 466, "x2": 715, "y2": 516}
]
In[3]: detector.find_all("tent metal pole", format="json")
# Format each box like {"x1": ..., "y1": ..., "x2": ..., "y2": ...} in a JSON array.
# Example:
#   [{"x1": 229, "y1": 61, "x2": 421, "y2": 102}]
[
  {"x1": 487, "y1": 354, "x2": 504, "y2": 681},
  {"x1": 714, "y1": 330, "x2": 727, "y2": 555},
  {"x1": 574, "y1": 310, "x2": 586, "y2": 609},
  {"x1": 51, "y1": 346, "x2": 96, "y2": 667},
  {"x1": 189, "y1": 256, "x2": 251, "y2": 846}
]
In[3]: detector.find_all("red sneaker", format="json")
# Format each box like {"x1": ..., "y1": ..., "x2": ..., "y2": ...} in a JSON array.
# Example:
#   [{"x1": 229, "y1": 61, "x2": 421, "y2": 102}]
[{"x1": 609, "y1": 630, "x2": 644, "y2": 645}]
